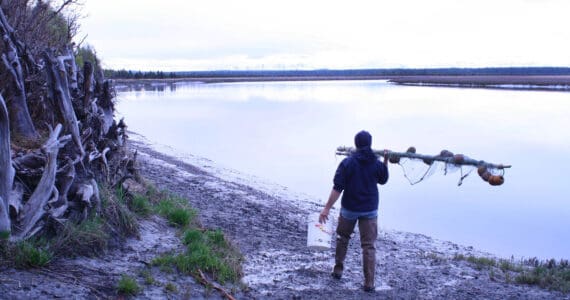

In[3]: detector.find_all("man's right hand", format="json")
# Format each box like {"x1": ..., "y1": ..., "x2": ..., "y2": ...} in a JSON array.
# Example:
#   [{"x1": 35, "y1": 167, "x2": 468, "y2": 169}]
[{"x1": 319, "y1": 208, "x2": 329, "y2": 224}]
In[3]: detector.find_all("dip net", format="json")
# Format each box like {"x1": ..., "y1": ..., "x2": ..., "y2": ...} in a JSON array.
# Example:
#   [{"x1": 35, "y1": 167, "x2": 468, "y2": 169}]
[{"x1": 336, "y1": 146, "x2": 510, "y2": 186}]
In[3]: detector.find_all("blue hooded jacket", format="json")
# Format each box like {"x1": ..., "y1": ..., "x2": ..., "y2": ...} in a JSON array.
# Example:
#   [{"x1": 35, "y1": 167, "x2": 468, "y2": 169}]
[{"x1": 333, "y1": 146, "x2": 389, "y2": 212}]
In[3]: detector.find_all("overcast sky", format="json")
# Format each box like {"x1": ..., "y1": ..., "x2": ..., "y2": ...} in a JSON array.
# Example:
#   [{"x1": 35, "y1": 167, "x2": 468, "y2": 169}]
[{"x1": 79, "y1": 0, "x2": 570, "y2": 71}]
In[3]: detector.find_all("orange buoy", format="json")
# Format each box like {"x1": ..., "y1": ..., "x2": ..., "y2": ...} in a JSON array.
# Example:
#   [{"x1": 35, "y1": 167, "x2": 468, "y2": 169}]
[
  {"x1": 406, "y1": 146, "x2": 416, "y2": 153},
  {"x1": 488, "y1": 175, "x2": 505, "y2": 186},
  {"x1": 453, "y1": 154, "x2": 465, "y2": 164},
  {"x1": 477, "y1": 166, "x2": 491, "y2": 182},
  {"x1": 440, "y1": 150, "x2": 453, "y2": 157},
  {"x1": 389, "y1": 155, "x2": 400, "y2": 164},
  {"x1": 477, "y1": 166, "x2": 487, "y2": 176}
]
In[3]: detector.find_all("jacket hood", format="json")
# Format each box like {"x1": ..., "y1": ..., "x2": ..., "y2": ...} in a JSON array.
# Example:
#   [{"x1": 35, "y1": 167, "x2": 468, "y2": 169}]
[{"x1": 353, "y1": 147, "x2": 377, "y2": 164}]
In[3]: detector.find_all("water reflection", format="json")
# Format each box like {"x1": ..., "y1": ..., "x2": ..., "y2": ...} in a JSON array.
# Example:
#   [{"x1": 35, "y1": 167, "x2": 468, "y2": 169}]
[
  {"x1": 116, "y1": 80, "x2": 570, "y2": 259},
  {"x1": 114, "y1": 81, "x2": 183, "y2": 93}
]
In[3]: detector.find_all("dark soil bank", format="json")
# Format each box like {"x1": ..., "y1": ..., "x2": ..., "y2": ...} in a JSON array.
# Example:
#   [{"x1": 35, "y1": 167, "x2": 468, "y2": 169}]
[{"x1": 1, "y1": 139, "x2": 569, "y2": 299}]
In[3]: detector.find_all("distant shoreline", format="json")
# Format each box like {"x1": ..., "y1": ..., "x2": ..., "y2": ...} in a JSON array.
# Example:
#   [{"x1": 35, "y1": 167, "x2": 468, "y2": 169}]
[
  {"x1": 113, "y1": 75, "x2": 393, "y2": 84},
  {"x1": 114, "y1": 75, "x2": 570, "y2": 91}
]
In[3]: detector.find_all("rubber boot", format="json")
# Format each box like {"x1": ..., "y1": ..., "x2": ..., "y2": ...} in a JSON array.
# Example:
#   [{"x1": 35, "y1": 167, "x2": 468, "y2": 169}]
[
  {"x1": 333, "y1": 215, "x2": 356, "y2": 279},
  {"x1": 359, "y1": 217, "x2": 378, "y2": 291}
]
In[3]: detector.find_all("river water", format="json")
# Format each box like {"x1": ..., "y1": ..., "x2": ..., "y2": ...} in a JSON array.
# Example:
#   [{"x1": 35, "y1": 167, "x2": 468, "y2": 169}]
[{"x1": 115, "y1": 80, "x2": 570, "y2": 260}]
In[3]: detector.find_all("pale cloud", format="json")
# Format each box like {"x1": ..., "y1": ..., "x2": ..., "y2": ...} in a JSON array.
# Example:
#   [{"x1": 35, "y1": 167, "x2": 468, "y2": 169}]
[{"x1": 79, "y1": 0, "x2": 570, "y2": 71}]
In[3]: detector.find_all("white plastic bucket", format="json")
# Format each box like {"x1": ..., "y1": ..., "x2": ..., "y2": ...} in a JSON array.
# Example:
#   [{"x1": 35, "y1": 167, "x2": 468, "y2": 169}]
[{"x1": 307, "y1": 212, "x2": 333, "y2": 250}]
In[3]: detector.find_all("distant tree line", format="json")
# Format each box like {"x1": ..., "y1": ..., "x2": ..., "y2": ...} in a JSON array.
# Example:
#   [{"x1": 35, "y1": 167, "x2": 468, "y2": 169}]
[
  {"x1": 177, "y1": 67, "x2": 570, "y2": 78},
  {"x1": 104, "y1": 67, "x2": 570, "y2": 80},
  {"x1": 104, "y1": 69, "x2": 178, "y2": 79}
]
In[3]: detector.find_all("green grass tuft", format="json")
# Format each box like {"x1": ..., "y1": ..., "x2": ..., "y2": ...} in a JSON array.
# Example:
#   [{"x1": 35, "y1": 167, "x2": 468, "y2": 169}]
[
  {"x1": 14, "y1": 241, "x2": 52, "y2": 268},
  {"x1": 100, "y1": 185, "x2": 139, "y2": 238},
  {"x1": 117, "y1": 274, "x2": 141, "y2": 296},
  {"x1": 50, "y1": 216, "x2": 109, "y2": 257},
  {"x1": 515, "y1": 259, "x2": 570, "y2": 293},
  {"x1": 130, "y1": 194, "x2": 152, "y2": 216},
  {"x1": 152, "y1": 227, "x2": 242, "y2": 283},
  {"x1": 165, "y1": 282, "x2": 177, "y2": 292},
  {"x1": 140, "y1": 269, "x2": 155, "y2": 285},
  {"x1": 0, "y1": 230, "x2": 10, "y2": 240},
  {"x1": 168, "y1": 208, "x2": 193, "y2": 227},
  {"x1": 455, "y1": 253, "x2": 570, "y2": 293},
  {"x1": 154, "y1": 197, "x2": 196, "y2": 228},
  {"x1": 467, "y1": 255, "x2": 497, "y2": 270}
]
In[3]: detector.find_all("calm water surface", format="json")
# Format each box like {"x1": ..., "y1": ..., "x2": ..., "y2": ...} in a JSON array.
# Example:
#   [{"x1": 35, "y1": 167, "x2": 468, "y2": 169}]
[{"x1": 116, "y1": 80, "x2": 570, "y2": 259}]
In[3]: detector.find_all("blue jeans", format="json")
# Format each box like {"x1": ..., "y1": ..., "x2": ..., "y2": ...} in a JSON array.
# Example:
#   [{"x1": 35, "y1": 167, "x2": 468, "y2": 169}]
[{"x1": 340, "y1": 207, "x2": 377, "y2": 220}]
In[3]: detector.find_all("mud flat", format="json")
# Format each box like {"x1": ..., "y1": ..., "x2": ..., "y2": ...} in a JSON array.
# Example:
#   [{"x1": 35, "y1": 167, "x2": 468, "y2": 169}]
[
  {"x1": 1, "y1": 135, "x2": 569, "y2": 299},
  {"x1": 127, "y1": 135, "x2": 568, "y2": 299},
  {"x1": 388, "y1": 75, "x2": 570, "y2": 91}
]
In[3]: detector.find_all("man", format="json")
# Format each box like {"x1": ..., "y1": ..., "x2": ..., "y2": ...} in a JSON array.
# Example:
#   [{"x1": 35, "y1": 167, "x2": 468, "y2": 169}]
[{"x1": 319, "y1": 130, "x2": 389, "y2": 293}]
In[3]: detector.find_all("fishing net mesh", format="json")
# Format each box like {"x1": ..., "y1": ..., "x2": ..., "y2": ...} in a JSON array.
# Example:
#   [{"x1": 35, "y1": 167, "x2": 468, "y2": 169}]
[{"x1": 397, "y1": 157, "x2": 505, "y2": 186}]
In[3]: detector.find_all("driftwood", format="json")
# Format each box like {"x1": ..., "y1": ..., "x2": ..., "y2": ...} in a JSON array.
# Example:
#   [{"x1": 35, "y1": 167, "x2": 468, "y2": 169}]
[
  {"x1": 9, "y1": 182, "x2": 24, "y2": 218},
  {"x1": 44, "y1": 50, "x2": 85, "y2": 159},
  {"x1": 0, "y1": 5, "x2": 136, "y2": 240},
  {"x1": 0, "y1": 7, "x2": 38, "y2": 140},
  {"x1": 15, "y1": 124, "x2": 70, "y2": 239},
  {"x1": 82, "y1": 61, "x2": 93, "y2": 109},
  {"x1": 0, "y1": 94, "x2": 14, "y2": 235},
  {"x1": 196, "y1": 269, "x2": 236, "y2": 300},
  {"x1": 59, "y1": 45, "x2": 78, "y2": 92},
  {"x1": 336, "y1": 146, "x2": 511, "y2": 170}
]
